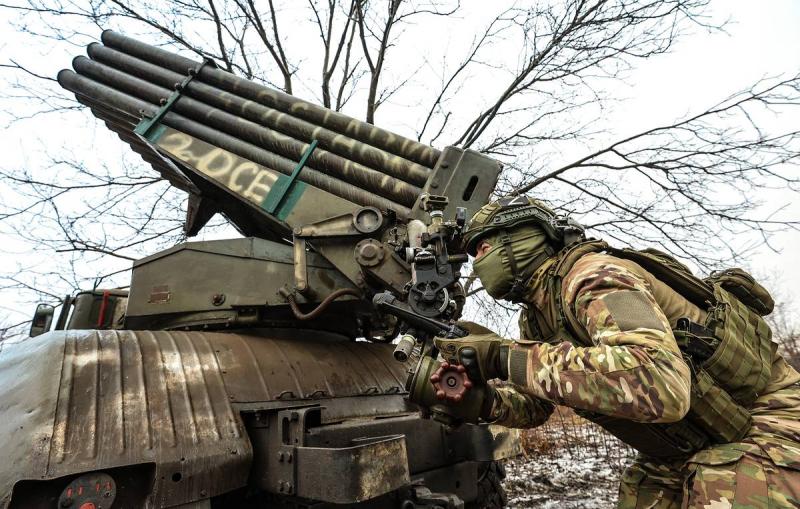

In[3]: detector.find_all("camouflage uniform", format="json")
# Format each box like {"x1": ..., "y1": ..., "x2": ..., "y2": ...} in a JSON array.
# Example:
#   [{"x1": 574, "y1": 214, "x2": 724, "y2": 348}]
[
  {"x1": 493, "y1": 252, "x2": 800, "y2": 508},
  {"x1": 489, "y1": 382, "x2": 555, "y2": 429}
]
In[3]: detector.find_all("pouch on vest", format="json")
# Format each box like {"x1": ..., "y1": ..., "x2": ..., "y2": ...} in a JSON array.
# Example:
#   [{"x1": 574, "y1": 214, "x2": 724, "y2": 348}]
[
  {"x1": 603, "y1": 247, "x2": 776, "y2": 406},
  {"x1": 703, "y1": 285, "x2": 775, "y2": 405},
  {"x1": 685, "y1": 366, "x2": 751, "y2": 444},
  {"x1": 705, "y1": 268, "x2": 775, "y2": 316}
]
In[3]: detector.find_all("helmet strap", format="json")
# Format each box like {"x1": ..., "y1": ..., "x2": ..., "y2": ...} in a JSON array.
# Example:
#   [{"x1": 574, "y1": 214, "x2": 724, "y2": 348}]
[{"x1": 499, "y1": 230, "x2": 555, "y2": 303}]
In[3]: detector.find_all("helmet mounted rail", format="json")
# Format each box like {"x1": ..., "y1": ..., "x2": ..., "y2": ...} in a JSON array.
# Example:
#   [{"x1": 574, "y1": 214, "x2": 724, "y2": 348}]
[{"x1": 463, "y1": 196, "x2": 585, "y2": 256}]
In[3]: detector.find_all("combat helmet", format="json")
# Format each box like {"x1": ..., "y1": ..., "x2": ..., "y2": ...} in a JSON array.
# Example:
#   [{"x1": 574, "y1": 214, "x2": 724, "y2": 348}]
[{"x1": 463, "y1": 195, "x2": 585, "y2": 256}]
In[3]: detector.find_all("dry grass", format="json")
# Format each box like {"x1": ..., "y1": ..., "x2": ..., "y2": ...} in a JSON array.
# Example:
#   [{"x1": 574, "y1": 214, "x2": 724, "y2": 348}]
[
  {"x1": 518, "y1": 407, "x2": 635, "y2": 470},
  {"x1": 503, "y1": 407, "x2": 636, "y2": 508}
]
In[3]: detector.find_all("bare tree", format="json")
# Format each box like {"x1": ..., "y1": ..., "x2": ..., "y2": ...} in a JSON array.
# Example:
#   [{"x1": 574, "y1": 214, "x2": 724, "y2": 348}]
[
  {"x1": 0, "y1": 319, "x2": 24, "y2": 341},
  {"x1": 309, "y1": 0, "x2": 358, "y2": 109},
  {"x1": 354, "y1": 0, "x2": 459, "y2": 123},
  {"x1": 0, "y1": 0, "x2": 797, "y2": 317},
  {"x1": 0, "y1": 316, "x2": 32, "y2": 345},
  {"x1": 773, "y1": 322, "x2": 800, "y2": 372},
  {"x1": 506, "y1": 77, "x2": 800, "y2": 269},
  {"x1": 765, "y1": 283, "x2": 800, "y2": 371}
]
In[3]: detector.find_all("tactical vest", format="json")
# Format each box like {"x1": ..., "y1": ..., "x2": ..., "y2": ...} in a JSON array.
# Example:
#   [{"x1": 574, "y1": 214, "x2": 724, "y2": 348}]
[{"x1": 518, "y1": 240, "x2": 777, "y2": 458}]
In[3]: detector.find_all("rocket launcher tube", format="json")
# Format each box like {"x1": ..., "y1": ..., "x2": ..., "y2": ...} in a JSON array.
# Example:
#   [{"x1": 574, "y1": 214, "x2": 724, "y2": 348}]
[
  {"x1": 86, "y1": 43, "x2": 431, "y2": 188},
  {"x1": 100, "y1": 30, "x2": 441, "y2": 169},
  {"x1": 58, "y1": 70, "x2": 412, "y2": 216},
  {"x1": 70, "y1": 56, "x2": 422, "y2": 207},
  {"x1": 87, "y1": 103, "x2": 199, "y2": 191}
]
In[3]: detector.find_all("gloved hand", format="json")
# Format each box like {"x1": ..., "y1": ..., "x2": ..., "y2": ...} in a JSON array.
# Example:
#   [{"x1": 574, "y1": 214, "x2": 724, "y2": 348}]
[
  {"x1": 432, "y1": 384, "x2": 497, "y2": 427},
  {"x1": 407, "y1": 355, "x2": 497, "y2": 427},
  {"x1": 434, "y1": 321, "x2": 512, "y2": 383}
]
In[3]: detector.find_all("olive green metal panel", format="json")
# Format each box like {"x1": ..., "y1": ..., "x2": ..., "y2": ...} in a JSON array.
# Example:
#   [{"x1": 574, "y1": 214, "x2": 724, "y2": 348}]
[
  {"x1": 0, "y1": 331, "x2": 64, "y2": 508},
  {"x1": 411, "y1": 146, "x2": 502, "y2": 222},
  {"x1": 212, "y1": 332, "x2": 407, "y2": 403},
  {"x1": 0, "y1": 330, "x2": 251, "y2": 509},
  {"x1": 126, "y1": 237, "x2": 360, "y2": 329}
]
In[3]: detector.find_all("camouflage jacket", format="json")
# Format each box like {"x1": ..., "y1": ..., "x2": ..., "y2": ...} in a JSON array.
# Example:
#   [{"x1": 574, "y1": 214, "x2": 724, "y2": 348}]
[{"x1": 493, "y1": 252, "x2": 800, "y2": 463}]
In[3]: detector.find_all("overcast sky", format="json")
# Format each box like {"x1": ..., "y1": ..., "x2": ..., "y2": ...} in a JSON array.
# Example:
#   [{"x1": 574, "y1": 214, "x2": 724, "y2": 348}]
[
  {"x1": 634, "y1": 0, "x2": 799, "y2": 305},
  {"x1": 602, "y1": 0, "x2": 799, "y2": 292},
  {"x1": 0, "y1": 0, "x2": 798, "y2": 330}
]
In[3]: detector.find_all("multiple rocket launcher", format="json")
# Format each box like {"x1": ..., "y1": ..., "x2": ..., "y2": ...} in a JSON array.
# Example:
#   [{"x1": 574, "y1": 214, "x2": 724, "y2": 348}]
[
  {"x1": 57, "y1": 31, "x2": 460, "y2": 228},
  {"x1": 58, "y1": 30, "x2": 501, "y2": 308},
  {"x1": 1, "y1": 32, "x2": 516, "y2": 509}
]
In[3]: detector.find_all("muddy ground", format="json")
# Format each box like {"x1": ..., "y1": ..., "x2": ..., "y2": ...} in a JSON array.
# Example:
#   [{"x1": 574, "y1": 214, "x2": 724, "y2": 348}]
[
  {"x1": 500, "y1": 411, "x2": 634, "y2": 508},
  {"x1": 502, "y1": 453, "x2": 625, "y2": 508}
]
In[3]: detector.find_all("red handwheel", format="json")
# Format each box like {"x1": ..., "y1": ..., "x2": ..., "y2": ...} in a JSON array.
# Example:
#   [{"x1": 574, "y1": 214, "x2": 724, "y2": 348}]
[{"x1": 429, "y1": 361, "x2": 473, "y2": 403}]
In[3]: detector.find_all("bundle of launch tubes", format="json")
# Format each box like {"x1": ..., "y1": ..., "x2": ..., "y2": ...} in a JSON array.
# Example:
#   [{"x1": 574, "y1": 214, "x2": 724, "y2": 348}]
[{"x1": 57, "y1": 31, "x2": 444, "y2": 216}]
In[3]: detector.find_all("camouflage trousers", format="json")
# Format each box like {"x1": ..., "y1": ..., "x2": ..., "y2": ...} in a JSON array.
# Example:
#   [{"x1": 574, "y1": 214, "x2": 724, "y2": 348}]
[{"x1": 618, "y1": 443, "x2": 800, "y2": 508}]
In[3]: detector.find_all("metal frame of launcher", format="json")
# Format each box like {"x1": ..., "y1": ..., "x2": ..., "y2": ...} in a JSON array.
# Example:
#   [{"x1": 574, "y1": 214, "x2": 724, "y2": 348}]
[
  {"x1": 372, "y1": 196, "x2": 479, "y2": 426},
  {"x1": 283, "y1": 190, "x2": 470, "y2": 338}
]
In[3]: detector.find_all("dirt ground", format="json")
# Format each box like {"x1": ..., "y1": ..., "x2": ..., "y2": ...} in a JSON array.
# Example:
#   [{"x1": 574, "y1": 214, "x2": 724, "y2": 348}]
[
  {"x1": 500, "y1": 409, "x2": 635, "y2": 508},
  {"x1": 502, "y1": 453, "x2": 625, "y2": 508}
]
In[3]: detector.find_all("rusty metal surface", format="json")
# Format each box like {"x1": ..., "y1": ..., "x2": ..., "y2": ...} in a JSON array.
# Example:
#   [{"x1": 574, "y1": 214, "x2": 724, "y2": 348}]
[
  {"x1": 49, "y1": 329, "x2": 249, "y2": 508},
  {"x1": 300, "y1": 414, "x2": 520, "y2": 470},
  {"x1": 212, "y1": 332, "x2": 407, "y2": 403},
  {"x1": 295, "y1": 435, "x2": 410, "y2": 503},
  {"x1": 246, "y1": 407, "x2": 514, "y2": 505},
  {"x1": 0, "y1": 329, "x2": 249, "y2": 508},
  {"x1": 0, "y1": 331, "x2": 65, "y2": 508},
  {"x1": 0, "y1": 328, "x2": 414, "y2": 508},
  {"x1": 250, "y1": 405, "x2": 412, "y2": 504}
]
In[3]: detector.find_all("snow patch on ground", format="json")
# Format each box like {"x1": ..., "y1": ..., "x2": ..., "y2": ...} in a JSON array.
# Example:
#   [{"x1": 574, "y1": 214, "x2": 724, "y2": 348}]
[
  {"x1": 497, "y1": 407, "x2": 635, "y2": 507},
  {"x1": 503, "y1": 455, "x2": 620, "y2": 509},
  {"x1": 502, "y1": 452, "x2": 625, "y2": 508}
]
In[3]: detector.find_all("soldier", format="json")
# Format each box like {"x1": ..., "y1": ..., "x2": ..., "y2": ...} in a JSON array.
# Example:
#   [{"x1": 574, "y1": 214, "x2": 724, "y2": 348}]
[{"x1": 422, "y1": 196, "x2": 800, "y2": 508}]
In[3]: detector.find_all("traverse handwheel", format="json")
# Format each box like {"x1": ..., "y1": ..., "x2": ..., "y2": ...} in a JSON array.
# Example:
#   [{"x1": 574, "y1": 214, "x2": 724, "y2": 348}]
[{"x1": 429, "y1": 361, "x2": 473, "y2": 403}]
